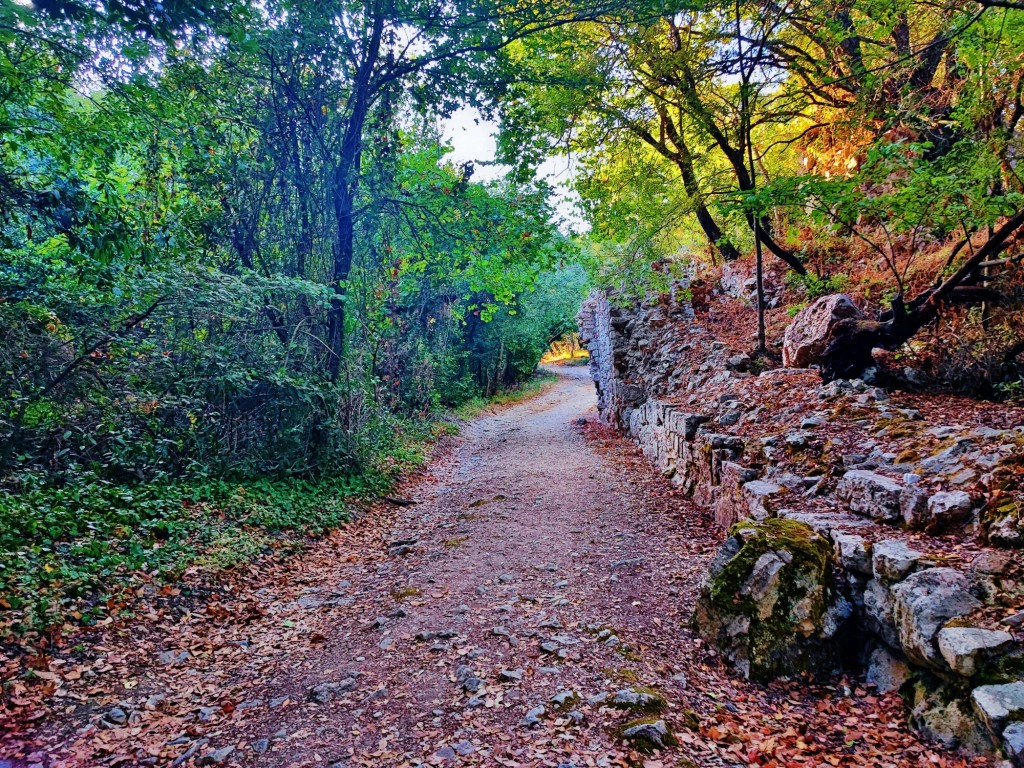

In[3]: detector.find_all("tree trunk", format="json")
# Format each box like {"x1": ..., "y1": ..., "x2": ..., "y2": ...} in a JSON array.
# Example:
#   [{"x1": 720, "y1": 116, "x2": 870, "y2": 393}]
[
  {"x1": 674, "y1": 65, "x2": 806, "y2": 275},
  {"x1": 636, "y1": 108, "x2": 740, "y2": 263},
  {"x1": 327, "y1": 190, "x2": 356, "y2": 379},
  {"x1": 695, "y1": 203, "x2": 739, "y2": 261},
  {"x1": 666, "y1": 137, "x2": 738, "y2": 261},
  {"x1": 326, "y1": 12, "x2": 385, "y2": 380}
]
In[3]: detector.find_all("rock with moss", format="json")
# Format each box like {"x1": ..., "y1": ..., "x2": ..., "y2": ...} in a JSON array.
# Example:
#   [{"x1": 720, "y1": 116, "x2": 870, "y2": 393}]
[
  {"x1": 610, "y1": 687, "x2": 667, "y2": 714},
  {"x1": 693, "y1": 518, "x2": 852, "y2": 681},
  {"x1": 549, "y1": 690, "x2": 580, "y2": 710},
  {"x1": 982, "y1": 448, "x2": 1024, "y2": 548},
  {"x1": 617, "y1": 718, "x2": 677, "y2": 753},
  {"x1": 985, "y1": 497, "x2": 1024, "y2": 548},
  {"x1": 937, "y1": 628, "x2": 1015, "y2": 678},
  {"x1": 908, "y1": 676, "x2": 994, "y2": 753}
]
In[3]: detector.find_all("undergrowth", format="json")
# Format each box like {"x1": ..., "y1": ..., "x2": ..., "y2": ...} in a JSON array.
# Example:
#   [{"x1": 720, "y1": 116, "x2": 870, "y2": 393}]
[
  {"x1": 0, "y1": 417, "x2": 439, "y2": 640},
  {"x1": 0, "y1": 372, "x2": 558, "y2": 640},
  {"x1": 452, "y1": 369, "x2": 559, "y2": 420}
]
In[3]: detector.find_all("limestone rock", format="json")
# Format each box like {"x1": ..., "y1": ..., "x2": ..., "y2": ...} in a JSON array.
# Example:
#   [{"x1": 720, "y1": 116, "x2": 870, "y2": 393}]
[
  {"x1": 915, "y1": 700, "x2": 989, "y2": 752},
  {"x1": 863, "y1": 578, "x2": 901, "y2": 650},
  {"x1": 713, "y1": 462, "x2": 759, "y2": 529},
  {"x1": 872, "y1": 539, "x2": 927, "y2": 583},
  {"x1": 972, "y1": 682, "x2": 1024, "y2": 734},
  {"x1": 836, "y1": 470, "x2": 904, "y2": 522},
  {"x1": 309, "y1": 678, "x2": 356, "y2": 704},
  {"x1": 866, "y1": 645, "x2": 910, "y2": 693},
  {"x1": 832, "y1": 532, "x2": 873, "y2": 576},
  {"x1": 693, "y1": 519, "x2": 851, "y2": 681},
  {"x1": 973, "y1": 552, "x2": 1013, "y2": 575},
  {"x1": 989, "y1": 513, "x2": 1024, "y2": 549},
  {"x1": 782, "y1": 294, "x2": 864, "y2": 368},
  {"x1": 157, "y1": 649, "x2": 190, "y2": 666},
  {"x1": 892, "y1": 568, "x2": 982, "y2": 672},
  {"x1": 907, "y1": 491, "x2": 974, "y2": 533},
  {"x1": 1002, "y1": 722, "x2": 1024, "y2": 766},
  {"x1": 741, "y1": 480, "x2": 785, "y2": 520},
  {"x1": 521, "y1": 705, "x2": 545, "y2": 727},
  {"x1": 610, "y1": 688, "x2": 666, "y2": 713},
  {"x1": 550, "y1": 690, "x2": 580, "y2": 710},
  {"x1": 901, "y1": 484, "x2": 930, "y2": 528},
  {"x1": 619, "y1": 719, "x2": 676, "y2": 753},
  {"x1": 103, "y1": 707, "x2": 127, "y2": 726},
  {"x1": 909, "y1": 678, "x2": 994, "y2": 753},
  {"x1": 197, "y1": 746, "x2": 234, "y2": 766},
  {"x1": 937, "y1": 627, "x2": 1014, "y2": 677},
  {"x1": 779, "y1": 509, "x2": 873, "y2": 536},
  {"x1": 784, "y1": 431, "x2": 811, "y2": 451}
]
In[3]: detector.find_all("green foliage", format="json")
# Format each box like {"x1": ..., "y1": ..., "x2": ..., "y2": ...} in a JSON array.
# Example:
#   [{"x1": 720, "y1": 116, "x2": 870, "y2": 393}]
[
  {"x1": 0, "y1": 412, "x2": 434, "y2": 636},
  {"x1": 460, "y1": 266, "x2": 591, "y2": 397},
  {"x1": 494, "y1": 0, "x2": 1024, "y2": 390},
  {"x1": 784, "y1": 271, "x2": 850, "y2": 301},
  {"x1": 453, "y1": 369, "x2": 559, "y2": 420},
  {"x1": 0, "y1": 0, "x2": 593, "y2": 638}
]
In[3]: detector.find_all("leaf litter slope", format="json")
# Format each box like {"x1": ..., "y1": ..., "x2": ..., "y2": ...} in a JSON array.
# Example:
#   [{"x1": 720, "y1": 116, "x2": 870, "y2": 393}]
[{"x1": 4, "y1": 365, "x2": 990, "y2": 767}]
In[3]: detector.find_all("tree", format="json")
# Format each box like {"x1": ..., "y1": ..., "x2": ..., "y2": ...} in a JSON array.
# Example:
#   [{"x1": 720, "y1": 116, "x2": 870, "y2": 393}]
[
  {"x1": 753, "y1": 0, "x2": 1024, "y2": 378},
  {"x1": 0, "y1": 0, "x2": 586, "y2": 480},
  {"x1": 211, "y1": 0, "x2": 612, "y2": 379},
  {"x1": 495, "y1": 1, "x2": 811, "y2": 273}
]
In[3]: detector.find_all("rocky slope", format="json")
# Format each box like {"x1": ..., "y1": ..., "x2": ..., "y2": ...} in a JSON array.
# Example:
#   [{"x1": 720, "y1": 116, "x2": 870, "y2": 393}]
[{"x1": 578, "y1": 279, "x2": 1024, "y2": 762}]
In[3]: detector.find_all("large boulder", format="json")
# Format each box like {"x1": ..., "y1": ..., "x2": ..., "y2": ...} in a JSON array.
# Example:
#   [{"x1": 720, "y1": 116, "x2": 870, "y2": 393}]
[
  {"x1": 693, "y1": 519, "x2": 851, "y2": 681},
  {"x1": 891, "y1": 568, "x2": 982, "y2": 673},
  {"x1": 782, "y1": 294, "x2": 864, "y2": 368},
  {"x1": 836, "y1": 470, "x2": 905, "y2": 523}
]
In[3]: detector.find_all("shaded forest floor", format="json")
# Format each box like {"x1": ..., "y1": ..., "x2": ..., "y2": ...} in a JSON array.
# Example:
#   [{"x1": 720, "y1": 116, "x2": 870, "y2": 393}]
[{"x1": 1, "y1": 367, "x2": 991, "y2": 767}]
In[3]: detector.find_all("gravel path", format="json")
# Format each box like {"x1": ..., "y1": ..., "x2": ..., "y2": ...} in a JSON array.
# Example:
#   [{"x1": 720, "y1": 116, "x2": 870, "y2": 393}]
[
  {"x1": 234, "y1": 364, "x2": 714, "y2": 766},
  {"x1": 8, "y1": 366, "x2": 987, "y2": 767}
]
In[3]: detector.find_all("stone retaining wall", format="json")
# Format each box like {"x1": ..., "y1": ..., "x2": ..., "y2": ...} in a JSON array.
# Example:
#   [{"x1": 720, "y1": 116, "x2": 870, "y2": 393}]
[{"x1": 578, "y1": 289, "x2": 1024, "y2": 763}]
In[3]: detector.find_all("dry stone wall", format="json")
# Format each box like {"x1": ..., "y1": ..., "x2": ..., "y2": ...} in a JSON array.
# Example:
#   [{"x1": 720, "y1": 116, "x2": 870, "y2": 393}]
[{"x1": 578, "y1": 288, "x2": 1024, "y2": 762}]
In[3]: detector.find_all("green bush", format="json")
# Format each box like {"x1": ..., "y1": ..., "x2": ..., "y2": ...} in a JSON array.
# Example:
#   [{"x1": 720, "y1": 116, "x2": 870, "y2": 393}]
[
  {"x1": 0, "y1": 411, "x2": 433, "y2": 637},
  {"x1": 784, "y1": 271, "x2": 849, "y2": 300}
]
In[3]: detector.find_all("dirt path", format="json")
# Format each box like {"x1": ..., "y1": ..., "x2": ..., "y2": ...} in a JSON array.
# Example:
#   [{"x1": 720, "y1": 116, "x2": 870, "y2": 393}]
[{"x1": 5, "y1": 367, "x2": 986, "y2": 768}]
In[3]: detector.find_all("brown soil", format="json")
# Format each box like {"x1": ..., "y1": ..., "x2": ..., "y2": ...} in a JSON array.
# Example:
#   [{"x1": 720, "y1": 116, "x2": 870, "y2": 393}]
[{"x1": 1, "y1": 366, "x2": 992, "y2": 767}]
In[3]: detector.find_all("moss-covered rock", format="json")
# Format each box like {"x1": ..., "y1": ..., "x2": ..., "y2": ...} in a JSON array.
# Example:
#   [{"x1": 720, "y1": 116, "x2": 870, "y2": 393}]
[
  {"x1": 981, "y1": 440, "x2": 1024, "y2": 548},
  {"x1": 692, "y1": 518, "x2": 852, "y2": 681},
  {"x1": 616, "y1": 718, "x2": 678, "y2": 753},
  {"x1": 908, "y1": 674, "x2": 994, "y2": 753},
  {"x1": 610, "y1": 687, "x2": 667, "y2": 714},
  {"x1": 549, "y1": 690, "x2": 580, "y2": 710}
]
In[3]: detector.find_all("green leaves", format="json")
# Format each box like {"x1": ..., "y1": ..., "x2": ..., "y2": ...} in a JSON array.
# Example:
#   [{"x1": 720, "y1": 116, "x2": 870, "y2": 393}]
[{"x1": 0, "y1": 0, "x2": 590, "y2": 639}]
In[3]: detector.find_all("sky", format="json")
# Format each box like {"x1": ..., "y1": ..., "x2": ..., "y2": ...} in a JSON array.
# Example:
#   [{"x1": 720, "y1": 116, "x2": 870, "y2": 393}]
[{"x1": 441, "y1": 106, "x2": 585, "y2": 232}]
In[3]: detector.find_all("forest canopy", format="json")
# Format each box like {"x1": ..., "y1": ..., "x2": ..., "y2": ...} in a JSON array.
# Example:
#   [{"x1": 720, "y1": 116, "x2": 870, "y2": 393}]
[
  {"x1": 0, "y1": 0, "x2": 594, "y2": 630},
  {"x1": 496, "y1": 0, "x2": 1024, "y2": 381},
  {"x1": 0, "y1": 0, "x2": 591, "y2": 480}
]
